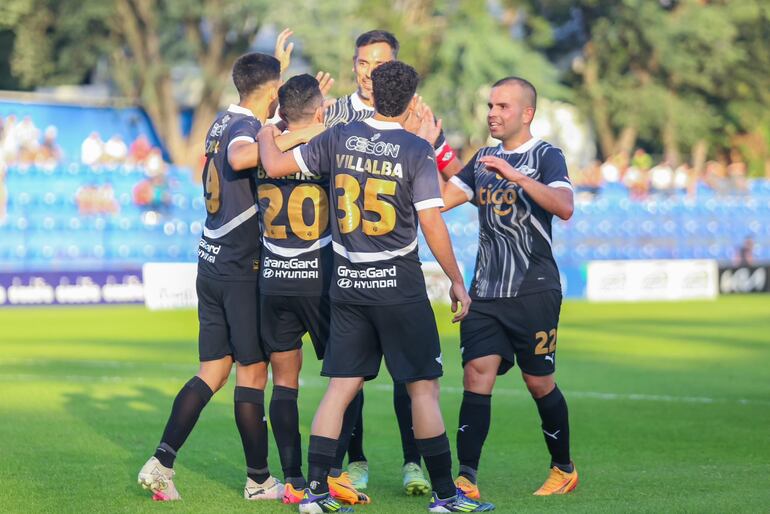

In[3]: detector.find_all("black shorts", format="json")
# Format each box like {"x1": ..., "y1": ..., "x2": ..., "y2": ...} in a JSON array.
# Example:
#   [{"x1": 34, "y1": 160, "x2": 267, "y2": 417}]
[
  {"x1": 260, "y1": 294, "x2": 330, "y2": 360},
  {"x1": 322, "y1": 300, "x2": 443, "y2": 383},
  {"x1": 196, "y1": 274, "x2": 265, "y2": 365},
  {"x1": 460, "y1": 290, "x2": 562, "y2": 376}
]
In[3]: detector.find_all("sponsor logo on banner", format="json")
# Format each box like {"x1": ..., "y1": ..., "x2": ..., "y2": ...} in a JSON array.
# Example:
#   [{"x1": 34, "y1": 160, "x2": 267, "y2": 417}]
[
  {"x1": 586, "y1": 260, "x2": 718, "y2": 302},
  {"x1": 719, "y1": 265, "x2": 769, "y2": 294},
  {"x1": 0, "y1": 270, "x2": 144, "y2": 307},
  {"x1": 142, "y1": 263, "x2": 198, "y2": 310}
]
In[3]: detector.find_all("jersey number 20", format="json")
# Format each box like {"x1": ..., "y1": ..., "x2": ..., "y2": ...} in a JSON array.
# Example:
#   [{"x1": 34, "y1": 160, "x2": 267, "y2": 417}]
[{"x1": 258, "y1": 184, "x2": 329, "y2": 241}]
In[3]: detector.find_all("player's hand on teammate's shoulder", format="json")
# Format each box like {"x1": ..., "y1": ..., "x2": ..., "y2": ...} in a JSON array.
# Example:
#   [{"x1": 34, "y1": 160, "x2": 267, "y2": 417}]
[
  {"x1": 479, "y1": 155, "x2": 526, "y2": 184},
  {"x1": 257, "y1": 124, "x2": 282, "y2": 143},
  {"x1": 274, "y1": 28, "x2": 294, "y2": 73},
  {"x1": 295, "y1": 123, "x2": 326, "y2": 143},
  {"x1": 449, "y1": 280, "x2": 472, "y2": 323}
]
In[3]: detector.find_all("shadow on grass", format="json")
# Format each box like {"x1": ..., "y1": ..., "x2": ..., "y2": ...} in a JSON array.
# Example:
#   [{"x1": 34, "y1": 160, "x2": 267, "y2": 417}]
[{"x1": 63, "y1": 384, "x2": 247, "y2": 499}]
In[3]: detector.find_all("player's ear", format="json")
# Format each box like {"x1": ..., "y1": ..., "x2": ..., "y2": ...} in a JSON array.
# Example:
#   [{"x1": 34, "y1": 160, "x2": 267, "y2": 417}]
[
  {"x1": 313, "y1": 105, "x2": 324, "y2": 124},
  {"x1": 522, "y1": 106, "x2": 535, "y2": 124}
]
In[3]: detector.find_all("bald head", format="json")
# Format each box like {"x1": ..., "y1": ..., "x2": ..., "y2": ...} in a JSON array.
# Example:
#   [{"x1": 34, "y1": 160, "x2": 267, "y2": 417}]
[{"x1": 492, "y1": 76, "x2": 537, "y2": 110}]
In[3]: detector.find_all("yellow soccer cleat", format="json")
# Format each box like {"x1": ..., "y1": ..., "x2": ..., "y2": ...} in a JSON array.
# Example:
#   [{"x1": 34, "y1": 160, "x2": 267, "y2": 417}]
[
  {"x1": 454, "y1": 475, "x2": 481, "y2": 500},
  {"x1": 533, "y1": 463, "x2": 578, "y2": 496},
  {"x1": 328, "y1": 471, "x2": 371, "y2": 505}
]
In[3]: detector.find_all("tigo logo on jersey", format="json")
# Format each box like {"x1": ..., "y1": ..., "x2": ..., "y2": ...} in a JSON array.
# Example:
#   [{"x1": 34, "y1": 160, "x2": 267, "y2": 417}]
[{"x1": 478, "y1": 186, "x2": 518, "y2": 216}]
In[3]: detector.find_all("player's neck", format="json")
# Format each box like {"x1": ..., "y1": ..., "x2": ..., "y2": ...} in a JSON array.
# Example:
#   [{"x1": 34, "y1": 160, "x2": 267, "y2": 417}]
[
  {"x1": 285, "y1": 119, "x2": 312, "y2": 133},
  {"x1": 373, "y1": 112, "x2": 408, "y2": 126},
  {"x1": 500, "y1": 129, "x2": 534, "y2": 152},
  {"x1": 356, "y1": 88, "x2": 374, "y2": 108},
  {"x1": 239, "y1": 100, "x2": 270, "y2": 123}
]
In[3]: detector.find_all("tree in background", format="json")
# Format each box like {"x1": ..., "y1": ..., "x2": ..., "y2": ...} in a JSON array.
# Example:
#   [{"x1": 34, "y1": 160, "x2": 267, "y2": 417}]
[{"x1": 1, "y1": 0, "x2": 270, "y2": 166}]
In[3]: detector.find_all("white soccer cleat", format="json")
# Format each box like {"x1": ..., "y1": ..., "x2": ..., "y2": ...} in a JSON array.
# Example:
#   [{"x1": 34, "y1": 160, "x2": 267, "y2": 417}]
[
  {"x1": 244, "y1": 475, "x2": 284, "y2": 500},
  {"x1": 137, "y1": 456, "x2": 181, "y2": 501}
]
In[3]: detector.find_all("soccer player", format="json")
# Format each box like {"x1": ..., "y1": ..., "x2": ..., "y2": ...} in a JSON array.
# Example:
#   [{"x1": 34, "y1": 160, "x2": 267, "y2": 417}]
[
  {"x1": 257, "y1": 74, "x2": 368, "y2": 506},
  {"x1": 312, "y1": 28, "x2": 466, "y2": 494},
  {"x1": 136, "y1": 53, "x2": 316, "y2": 502},
  {"x1": 435, "y1": 77, "x2": 578, "y2": 498},
  {"x1": 258, "y1": 60, "x2": 495, "y2": 513}
]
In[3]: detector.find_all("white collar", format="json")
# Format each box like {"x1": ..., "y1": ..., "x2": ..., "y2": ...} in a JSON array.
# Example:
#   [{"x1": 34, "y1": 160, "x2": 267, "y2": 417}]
[
  {"x1": 351, "y1": 92, "x2": 375, "y2": 112},
  {"x1": 227, "y1": 104, "x2": 255, "y2": 117},
  {"x1": 364, "y1": 118, "x2": 403, "y2": 130},
  {"x1": 497, "y1": 137, "x2": 540, "y2": 155}
]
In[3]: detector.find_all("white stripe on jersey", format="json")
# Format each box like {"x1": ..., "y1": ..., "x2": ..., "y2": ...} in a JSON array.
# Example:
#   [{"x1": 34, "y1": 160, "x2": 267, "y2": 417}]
[
  {"x1": 292, "y1": 146, "x2": 314, "y2": 177},
  {"x1": 203, "y1": 204, "x2": 257, "y2": 239},
  {"x1": 449, "y1": 176, "x2": 474, "y2": 201},
  {"x1": 414, "y1": 198, "x2": 445, "y2": 211},
  {"x1": 530, "y1": 216, "x2": 552, "y2": 248},
  {"x1": 227, "y1": 135, "x2": 255, "y2": 150},
  {"x1": 332, "y1": 238, "x2": 418, "y2": 263},
  {"x1": 548, "y1": 180, "x2": 574, "y2": 191},
  {"x1": 263, "y1": 235, "x2": 332, "y2": 257}
]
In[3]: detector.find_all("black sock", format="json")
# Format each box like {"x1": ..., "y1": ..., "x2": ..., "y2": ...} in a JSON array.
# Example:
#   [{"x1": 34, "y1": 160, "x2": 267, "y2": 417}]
[
  {"x1": 457, "y1": 391, "x2": 491, "y2": 482},
  {"x1": 269, "y1": 385, "x2": 305, "y2": 488},
  {"x1": 347, "y1": 390, "x2": 367, "y2": 463},
  {"x1": 308, "y1": 435, "x2": 338, "y2": 495},
  {"x1": 154, "y1": 376, "x2": 213, "y2": 468},
  {"x1": 534, "y1": 385, "x2": 571, "y2": 469},
  {"x1": 234, "y1": 386, "x2": 270, "y2": 483},
  {"x1": 332, "y1": 392, "x2": 362, "y2": 473},
  {"x1": 394, "y1": 382, "x2": 421, "y2": 465},
  {"x1": 415, "y1": 433, "x2": 455, "y2": 499}
]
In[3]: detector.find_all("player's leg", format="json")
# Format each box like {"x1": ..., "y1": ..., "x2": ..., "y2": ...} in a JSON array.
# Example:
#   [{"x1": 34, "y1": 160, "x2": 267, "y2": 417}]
[
  {"x1": 454, "y1": 301, "x2": 513, "y2": 500},
  {"x1": 393, "y1": 381, "x2": 430, "y2": 495},
  {"x1": 513, "y1": 290, "x2": 577, "y2": 495},
  {"x1": 328, "y1": 391, "x2": 368, "y2": 503},
  {"x1": 345, "y1": 390, "x2": 368, "y2": 489},
  {"x1": 226, "y1": 281, "x2": 281, "y2": 500},
  {"x1": 299, "y1": 302, "x2": 378, "y2": 513},
  {"x1": 138, "y1": 274, "x2": 233, "y2": 501},
  {"x1": 261, "y1": 294, "x2": 308, "y2": 502},
  {"x1": 378, "y1": 300, "x2": 494, "y2": 512}
]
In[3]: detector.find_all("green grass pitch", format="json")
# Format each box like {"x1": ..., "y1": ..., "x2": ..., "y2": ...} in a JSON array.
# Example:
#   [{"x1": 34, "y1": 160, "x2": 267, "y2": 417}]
[{"x1": 0, "y1": 295, "x2": 769, "y2": 513}]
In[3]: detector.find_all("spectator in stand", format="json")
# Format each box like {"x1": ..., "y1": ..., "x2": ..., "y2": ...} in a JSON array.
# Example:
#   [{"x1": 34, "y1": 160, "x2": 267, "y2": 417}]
[
  {"x1": 75, "y1": 183, "x2": 119, "y2": 215},
  {"x1": 600, "y1": 153, "x2": 625, "y2": 184},
  {"x1": 81, "y1": 132, "x2": 104, "y2": 167},
  {"x1": 1, "y1": 115, "x2": 19, "y2": 164},
  {"x1": 104, "y1": 134, "x2": 129, "y2": 166},
  {"x1": 704, "y1": 160, "x2": 728, "y2": 194},
  {"x1": 144, "y1": 148, "x2": 165, "y2": 177},
  {"x1": 735, "y1": 237, "x2": 755, "y2": 266},
  {"x1": 36, "y1": 125, "x2": 62, "y2": 170},
  {"x1": 574, "y1": 160, "x2": 603, "y2": 199},
  {"x1": 129, "y1": 134, "x2": 152, "y2": 165},
  {"x1": 631, "y1": 148, "x2": 653, "y2": 172},
  {"x1": 0, "y1": 161, "x2": 7, "y2": 223},
  {"x1": 649, "y1": 160, "x2": 674, "y2": 195},
  {"x1": 727, "y1": 154, "x2": 748, "y2": 194},
  {"x1": 15, "y1": 116, "x2": 40, "y2": 165}
]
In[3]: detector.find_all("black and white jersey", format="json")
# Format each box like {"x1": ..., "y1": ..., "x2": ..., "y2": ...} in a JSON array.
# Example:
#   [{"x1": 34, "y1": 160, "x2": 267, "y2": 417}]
[
  {"x1": 198, "y1": 104, "x2": 261, "y2": 280},
  {"x1": 257, "y1": 133, "x2": 332, "y2": 296},
  {"x1": 295, "y1": 118, "x2": 443, "y2": 305},
  {"x1": 324, "y1": 92, "x2": 447, "y2": 149},
  {"x1": 449, "y1": 138, "x2": 572, "y2": 299}
]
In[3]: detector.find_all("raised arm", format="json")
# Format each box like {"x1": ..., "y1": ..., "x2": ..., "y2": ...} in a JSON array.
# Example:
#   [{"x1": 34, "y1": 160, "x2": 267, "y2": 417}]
[{"x1": 418, "y1": 207, "x2": 471, "y2": 322}]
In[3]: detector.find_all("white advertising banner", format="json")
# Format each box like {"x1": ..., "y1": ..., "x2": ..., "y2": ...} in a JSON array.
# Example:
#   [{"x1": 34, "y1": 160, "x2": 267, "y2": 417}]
[
  {"x1": 142, "y1": 263, "x2": 198, "y2": 310},
  {"x1": 586, "y1": 259, "x2": 718, "y2": 302}
]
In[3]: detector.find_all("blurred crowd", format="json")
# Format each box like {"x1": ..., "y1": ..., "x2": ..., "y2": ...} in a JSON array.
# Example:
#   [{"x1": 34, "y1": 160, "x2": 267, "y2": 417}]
[
  {"x1": 572, "y1": 148, "x2": 752, "y2": 201},
  {"x1": 0, "y1": 114, "x2": 171, "y2": 219}
]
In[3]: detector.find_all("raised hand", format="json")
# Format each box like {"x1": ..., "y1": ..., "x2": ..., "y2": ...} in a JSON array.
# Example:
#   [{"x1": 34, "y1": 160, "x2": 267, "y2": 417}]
[
  {"x1": 274, "y1": 28, "x2": 294, "y2": 73},
  {"x1": 315, "y1": 71, "x2": 335, "y2": 97},
  {"x1": 478, "y1": 155, "x2": 526, "y2": 183},
  {"x1": 417, "y1": 106, "x2": 442, "y2": 147}
]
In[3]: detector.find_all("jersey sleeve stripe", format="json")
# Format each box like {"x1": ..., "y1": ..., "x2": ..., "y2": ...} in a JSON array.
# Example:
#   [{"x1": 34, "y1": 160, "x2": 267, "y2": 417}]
[
  {"x1": 449, "y1": 176, "x2": 474, "y2": 201},
  {"x1": 227, "y1": 135, "x2": 255, "y2": 150},
  {"x1": 292, "y1": 146, "x2": 314, "y2": 177},
  {"x1": 548, "y1": 180, "x2": 574, "y2": 191},
  {"x1": 332, "y1": 238, "x2": 418, "y2": 263},
  {"x1": 203, "y1": 205, "x2": 258, "y2": 239},
  {"x1": 414, "y1": 198, "x2": 445, "y2": 211}
]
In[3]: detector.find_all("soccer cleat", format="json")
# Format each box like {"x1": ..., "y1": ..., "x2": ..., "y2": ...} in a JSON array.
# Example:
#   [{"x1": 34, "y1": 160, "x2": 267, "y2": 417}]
[
  {"x1": 244, "y1": 475, "x2": 284, "y2": 500},
  {"x1": 347, "y1": 461, "x2": 369, "y2": 490},
  {"x1": 137, "y1": 456, "x2": 181, "y2": 501},
  {"x1": 454, "y1": 475, "x2": 480, "y2": 500},
  {"x1": 403, "y1": 462, "x2": 431, "y2": 496},
  {"x1": 533, "y1": 463, "x2": 579, "y2": 496},
  {"x1": 298, "y1": 489, "x2": 355, "y2": 513},
  {"x1": 283, "y1": 482, "x2": 305, "y2": 504},
  {"x1": 428, "y1": 490, "x2": 495, "y2": 512},
  {"x1": 328, "y1": 472, "x2": 371, "y2": 504}
]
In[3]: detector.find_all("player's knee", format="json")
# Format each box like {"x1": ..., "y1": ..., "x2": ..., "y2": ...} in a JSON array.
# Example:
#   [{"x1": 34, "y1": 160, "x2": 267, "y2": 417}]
[
  {"x1": 406, "y1": 379, "x2": 440, "y2": 402},
  {"x1": 236, "y1": 361, "x2": 268, "y2": 389},
  {"x1": 522, "y1": 374, "x2": 554, "y2": 399},
  {"x1": 463, "y1": 361, "x2": 496, "y2": 394}
]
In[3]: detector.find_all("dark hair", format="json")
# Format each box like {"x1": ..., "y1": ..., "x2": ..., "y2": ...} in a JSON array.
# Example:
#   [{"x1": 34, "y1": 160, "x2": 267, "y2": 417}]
[
  {"x1": 355, "y1": 30, "x2": 399, "y2": 57},
  {"x1": 492, "y1": 76, "x2": 537, "y2": 109},
  {"x1": 371, "y1": 61, "x2": 419, "y2": 117},
  {"x1": 232, "y1": 53, "x2": 281, "y2": 99},
  {"x1": 278, "y1": 74, "x2": 323, "y2": 123}
]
